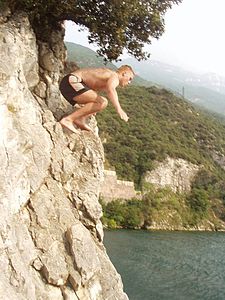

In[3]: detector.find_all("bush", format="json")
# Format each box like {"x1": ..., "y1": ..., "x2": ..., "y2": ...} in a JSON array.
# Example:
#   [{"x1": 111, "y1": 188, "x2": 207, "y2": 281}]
[
  {"x1": 107, "y1": 219, "x2": 118, "y2": 229},
  {"x1": 102, "y1": 199, "x2": 143, "y2": 229},
  {"x1": 186, "y1": 188, "x2": 210, "y2": 218},
  {"x1": 121, "y1": 206, "x2": 142, "y2": 229}
]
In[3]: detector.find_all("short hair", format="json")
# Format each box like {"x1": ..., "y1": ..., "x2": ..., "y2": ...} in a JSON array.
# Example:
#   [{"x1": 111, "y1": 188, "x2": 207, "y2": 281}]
[{"x1": 117, "y1": 65, "x2": 135, "y2": 75}]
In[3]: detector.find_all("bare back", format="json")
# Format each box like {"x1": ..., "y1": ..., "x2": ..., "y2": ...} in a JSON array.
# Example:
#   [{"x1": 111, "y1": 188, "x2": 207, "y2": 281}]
[{"x1": 72, "y1": 68, "x2": 117, "y2": 91}]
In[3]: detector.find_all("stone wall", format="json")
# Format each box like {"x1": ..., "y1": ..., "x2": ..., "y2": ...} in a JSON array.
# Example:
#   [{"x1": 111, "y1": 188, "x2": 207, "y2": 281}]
[
  {"x1": 0, "y1": 11, "x2": 128, "y2": 300},
  {"x1": 100, "y1": 157, "x2": 199, "y2": 202},
  {"x1": 100, "y1": 170, "x2": 137, "y2": 202},
  {"x1": 144, "y1": 157, "x2": 200, "y2": 193}
]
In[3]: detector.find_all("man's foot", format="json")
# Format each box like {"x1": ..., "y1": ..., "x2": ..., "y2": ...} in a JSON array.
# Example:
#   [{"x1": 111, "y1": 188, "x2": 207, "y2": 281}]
[
  {"x1": 74, "y1": 118, "x2": 92, "y2": 131},
  {"x1": 59, "y1": 118, "x2": 78, "y2": 134}
]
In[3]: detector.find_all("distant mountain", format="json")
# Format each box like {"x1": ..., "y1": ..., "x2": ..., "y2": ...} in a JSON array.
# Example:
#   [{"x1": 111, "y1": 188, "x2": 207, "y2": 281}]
[
  {"x1": 116, "y1": 58, "x2": 225, "y2": 116},
  {"x1": 186, "y1": 72, "x2": 225, "y2": 95},
  {"x1": 65, "y1": 42, "x2": 116, "y2": 69},
  {"x1": 65, "y1": 42, "x2": 153, "y2": 87}
]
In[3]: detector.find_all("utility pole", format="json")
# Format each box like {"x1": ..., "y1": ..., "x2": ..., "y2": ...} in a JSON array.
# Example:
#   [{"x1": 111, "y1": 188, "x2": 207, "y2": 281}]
[{"x1": 182, "y1": 86, "x2": 185, "y2": 99}]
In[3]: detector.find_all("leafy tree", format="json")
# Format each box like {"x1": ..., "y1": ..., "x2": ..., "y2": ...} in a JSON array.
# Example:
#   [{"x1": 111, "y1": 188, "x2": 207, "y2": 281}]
[
  {"x1": 102, "y1": 199, "x2": 143, "y2": 229},
  {"x1": 187, "y1": 188, "x2": 210, "y2": 218},
  {"x1": 103, "y1": 200, "x2": 125, "y2": 225},
  {"x1": 121, "y1": 206, "x2": 142, "y2": 228},
  {"x1": 3, "y1": 0, "x2": 182, "y2": 60}
]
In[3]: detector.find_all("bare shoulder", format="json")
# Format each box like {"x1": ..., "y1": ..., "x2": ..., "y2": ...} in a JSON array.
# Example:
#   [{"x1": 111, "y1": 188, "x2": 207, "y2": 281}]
[
  {"x1": 80, "y1": 67, "x2": 115, "y2": 76},
  {"x1": 105, "y1": 71, "x2": 119, "y2": 89}
]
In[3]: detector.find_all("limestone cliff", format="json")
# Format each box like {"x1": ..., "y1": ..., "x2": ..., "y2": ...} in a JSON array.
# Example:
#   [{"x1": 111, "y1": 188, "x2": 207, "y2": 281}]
[
  {"x1": 144, "y1": 157, "x2": 200, "y2": 193},
  {"x1": 0, "y1": 11, "x2": 128, "y2": 300}
]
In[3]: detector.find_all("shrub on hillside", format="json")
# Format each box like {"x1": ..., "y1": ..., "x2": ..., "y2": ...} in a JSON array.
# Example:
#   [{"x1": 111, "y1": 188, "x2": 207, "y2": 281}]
[{"x1": 186, "y1": 188, "x2": 210, "y2": 218}]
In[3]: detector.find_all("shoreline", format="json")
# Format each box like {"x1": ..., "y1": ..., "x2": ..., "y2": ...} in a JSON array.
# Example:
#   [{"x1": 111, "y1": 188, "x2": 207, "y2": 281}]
[{"x1": 103, "y1": 225, "x2": 225, "y2": 232}]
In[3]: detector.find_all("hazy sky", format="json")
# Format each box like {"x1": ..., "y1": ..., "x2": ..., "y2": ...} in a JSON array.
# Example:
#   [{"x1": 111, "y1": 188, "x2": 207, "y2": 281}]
[{"x1": 64, "y1": 0, "x2": 225, "y2": 76}]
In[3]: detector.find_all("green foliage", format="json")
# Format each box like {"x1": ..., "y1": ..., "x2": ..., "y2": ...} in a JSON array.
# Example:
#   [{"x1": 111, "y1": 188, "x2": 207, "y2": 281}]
[
  {"x1": 102, "y1": 185, "x2": 225, "y2": 230},
  {"x1": 142, "y1": 187, "x2": 183, "y2": 212},
  {"x1": 101, "y1": 187, "x2": 197, "y2": 229},
  {"x1": 191, "y1": 169, "x2": 225, "y2": 206},
  {"x1": 186, "y1": 188, "x2": 210, "y2": 217},
  {"x1": 97, "y1": 85, "x2": 225, "y2": 192},
  {"x1": 97, "y1": 84, "x2": 225, "y2": 227},
  {"x1": 0, "y1": 0, "x2": 6, "y2": 7},
  {"x1": 5, "y1": 0, "x2": 182, "y2": 60},
  {"x1": 65, "y1": 42, "x2": 116, "y2": 69},
  {"x1": 103, "y1": 218, "x2": 118, "y2": 229},
  {"x1": 102, "y1": 199, "x2": 143, "y2": 229}
]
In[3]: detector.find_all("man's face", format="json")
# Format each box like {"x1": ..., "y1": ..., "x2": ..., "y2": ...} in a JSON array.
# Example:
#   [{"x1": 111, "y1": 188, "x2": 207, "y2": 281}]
[{"x1": 120, "y1": 70, "x2": 134, "y2": 87}]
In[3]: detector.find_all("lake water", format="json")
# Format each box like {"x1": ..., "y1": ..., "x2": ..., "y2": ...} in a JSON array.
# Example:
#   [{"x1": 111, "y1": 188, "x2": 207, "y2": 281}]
[{"x1": 103, "y1": 230, "x2": 225, "y2": 300}]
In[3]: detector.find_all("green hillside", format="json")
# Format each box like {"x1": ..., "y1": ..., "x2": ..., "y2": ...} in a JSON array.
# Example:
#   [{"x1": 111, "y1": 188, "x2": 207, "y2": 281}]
[
  {"x1": 65, "y1": 41, "x2": 116, "y2": 69},
  {"x1": 97, "y1": 86, "x2": 225, "y2": 185},
  {"x1": 65, "y1": 41, "x2": 153, "y2": 87},
  {"x1": 96, "y1": 86, "x2": 225, "y2": 229},
  {"x1": 65, "y1": 42, "x2": 225, "y2": 230}
]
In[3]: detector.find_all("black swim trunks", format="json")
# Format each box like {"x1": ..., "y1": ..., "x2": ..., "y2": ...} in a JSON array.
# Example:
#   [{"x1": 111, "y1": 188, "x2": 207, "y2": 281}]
[{"x1": 59, "y1": 74, "x2": 90, "y2": 106}]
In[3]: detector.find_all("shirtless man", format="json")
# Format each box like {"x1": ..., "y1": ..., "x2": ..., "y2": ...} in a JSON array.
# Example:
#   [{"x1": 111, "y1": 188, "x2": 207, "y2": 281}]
[{"x1": 59, "y1": 65, "x2": 135, "y2": 132}]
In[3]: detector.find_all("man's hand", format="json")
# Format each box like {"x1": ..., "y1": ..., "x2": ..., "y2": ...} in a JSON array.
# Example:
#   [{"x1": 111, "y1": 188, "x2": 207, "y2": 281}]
[{"x1": 118, "y1": 108, "x2": 129, "y2": 122}]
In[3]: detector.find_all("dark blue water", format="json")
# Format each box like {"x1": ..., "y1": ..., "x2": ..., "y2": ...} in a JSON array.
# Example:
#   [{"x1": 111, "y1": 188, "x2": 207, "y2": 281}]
[{"x1": 104, "y1": 230, "x2": 225, "y2": 300}]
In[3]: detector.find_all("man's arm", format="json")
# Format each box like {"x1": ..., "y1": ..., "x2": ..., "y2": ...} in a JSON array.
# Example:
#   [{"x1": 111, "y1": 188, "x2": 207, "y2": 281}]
[{"x1": 106, "y1": 74, "x2": 129, "y2": 122}]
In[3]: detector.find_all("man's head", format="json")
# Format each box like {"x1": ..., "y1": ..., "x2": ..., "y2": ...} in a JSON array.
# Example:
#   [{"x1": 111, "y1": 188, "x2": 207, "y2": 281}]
[{"x1": 117, "y1": 65, "x2": 135, "y2": 87}]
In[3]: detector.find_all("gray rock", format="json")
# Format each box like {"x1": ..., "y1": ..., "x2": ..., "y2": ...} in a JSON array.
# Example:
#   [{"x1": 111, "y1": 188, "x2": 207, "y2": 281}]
[
  {"x1": 145, "y1": 157, "x2": 200, "y2": 193},
  {"x1": 41, "y1": 242, "x2": 69, "y2": 286},
  {"x1": 67, "y1": 222, "x2": 101, "y2": 284},
  {"x1": 0, "y1": 12, "x2": 129, "y2": 300}
]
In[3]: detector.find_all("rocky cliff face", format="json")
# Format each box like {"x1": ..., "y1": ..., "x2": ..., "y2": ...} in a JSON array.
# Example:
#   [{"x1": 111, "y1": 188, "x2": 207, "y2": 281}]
[
  {"x1": 0, "y1": 11, "x2": 128, "y2": 300},
  {"x1": 144, "y1": 157, "x2": 200, "y2": 193}
]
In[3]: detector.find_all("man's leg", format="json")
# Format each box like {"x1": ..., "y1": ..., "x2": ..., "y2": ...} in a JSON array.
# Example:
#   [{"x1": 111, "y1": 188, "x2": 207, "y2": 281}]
[{"x1": 60, "y1": 90, "x2": 108, "y2": 132}]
